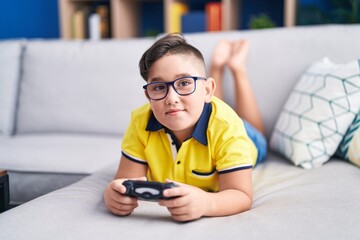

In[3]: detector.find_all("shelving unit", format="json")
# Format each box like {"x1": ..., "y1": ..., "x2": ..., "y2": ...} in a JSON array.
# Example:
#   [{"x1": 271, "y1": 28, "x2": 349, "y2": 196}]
[
  {"x1": 58, "y1": 0, "x2": 297, "y2": 39},
  {"x1": 58, "y1": 0, "x2": 111, "y2": 39}
]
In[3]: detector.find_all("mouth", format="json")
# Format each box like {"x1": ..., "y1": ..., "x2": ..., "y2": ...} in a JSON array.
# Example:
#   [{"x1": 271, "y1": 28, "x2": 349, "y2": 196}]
[{"x1": 165, "y1": 109, "x2": 183, "y2": 115}]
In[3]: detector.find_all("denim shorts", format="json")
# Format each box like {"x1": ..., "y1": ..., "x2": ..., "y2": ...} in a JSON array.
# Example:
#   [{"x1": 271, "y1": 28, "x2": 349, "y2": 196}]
[{"x1": 243, "y1": 120, "x2": 268, "y2": 165}]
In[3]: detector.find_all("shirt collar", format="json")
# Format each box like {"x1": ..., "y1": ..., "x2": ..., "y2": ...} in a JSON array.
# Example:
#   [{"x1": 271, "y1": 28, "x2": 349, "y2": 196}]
[{"x1": 145, "y1": 103, "x2": 212, "y2": 146}]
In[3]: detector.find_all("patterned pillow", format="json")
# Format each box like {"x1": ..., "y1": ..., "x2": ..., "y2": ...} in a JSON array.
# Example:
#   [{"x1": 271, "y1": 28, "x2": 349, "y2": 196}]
[
  {"x1": 270, "y1": 58, "x2": 360, "y2": 169},
  {"x1": 335, "y1": 113, "x2": 360, "y2": 167}
]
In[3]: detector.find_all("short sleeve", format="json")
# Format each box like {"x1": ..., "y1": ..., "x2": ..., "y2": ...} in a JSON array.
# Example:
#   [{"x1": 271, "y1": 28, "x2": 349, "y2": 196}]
[
  {"x1": 213, "y1": 119, "x2": 256, "y2": 173},
  {"x1": 121, "y1": 105, "x2": 151, "y2": 165}
]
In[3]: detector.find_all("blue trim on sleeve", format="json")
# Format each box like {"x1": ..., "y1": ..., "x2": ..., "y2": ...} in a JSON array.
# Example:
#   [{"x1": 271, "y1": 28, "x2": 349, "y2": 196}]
[
  {"x1": 122, "y1": 151, "x2": 148, "y2": 166},
  {"x1": 218, "y1": 165, "x2": 252, "y2": 174}
]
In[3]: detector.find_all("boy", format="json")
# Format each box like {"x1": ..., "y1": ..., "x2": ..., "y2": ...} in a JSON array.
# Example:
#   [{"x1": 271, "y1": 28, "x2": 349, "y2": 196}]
[{"x1": 104, "y1": 34, "x2": 266, "y2": 222}]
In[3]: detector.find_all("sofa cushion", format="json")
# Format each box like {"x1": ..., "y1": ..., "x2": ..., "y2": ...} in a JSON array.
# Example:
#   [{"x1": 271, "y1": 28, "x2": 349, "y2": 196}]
[
  {"x1": 1, "y1": 153, "x2": 360, "y2": 239},
  {"x1": 0, "y1": 41, "x2": 23, "y2": 135},
  {"x1": 0, "y1": 134, "x2": 121, "y2": 174},
  {"x1": 270, "y1": 58, "x2": 360, "y2": 169},
  {"x1": 0, "y1": 133, "x2": 122, "y2": 205},
  {"x1": 16, "y1": 39, "x2": 153, "y2": 135},
  {"x1": 336, "y1": 112, "x2": 360, "y2": 167}
]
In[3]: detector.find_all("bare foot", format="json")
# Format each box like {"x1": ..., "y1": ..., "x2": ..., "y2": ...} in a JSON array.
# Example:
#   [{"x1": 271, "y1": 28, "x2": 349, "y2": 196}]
[
  {"x1": 211, "y1": 39, "x2": 232, "y2": 69},
  {"x1": 228, "y1": 39, "x2": 249, "y2": 73}
]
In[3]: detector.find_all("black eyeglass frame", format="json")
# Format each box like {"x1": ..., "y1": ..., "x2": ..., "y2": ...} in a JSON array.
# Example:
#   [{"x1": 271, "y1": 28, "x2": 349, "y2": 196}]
[{"x1": 142, "y1": 76, "x2": 207, "y2": 101}]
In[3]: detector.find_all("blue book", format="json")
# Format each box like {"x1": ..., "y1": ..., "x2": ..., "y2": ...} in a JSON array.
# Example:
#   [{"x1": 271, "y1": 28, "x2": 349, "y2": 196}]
[{"x1": 181, "y1": 11, "x2": 206, "y2": 33}]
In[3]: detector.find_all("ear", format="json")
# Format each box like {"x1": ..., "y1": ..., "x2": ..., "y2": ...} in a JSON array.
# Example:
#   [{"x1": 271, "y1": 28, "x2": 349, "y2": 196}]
[{"x1": 204, "y1": 77, "x2": 216, "y2": 103}]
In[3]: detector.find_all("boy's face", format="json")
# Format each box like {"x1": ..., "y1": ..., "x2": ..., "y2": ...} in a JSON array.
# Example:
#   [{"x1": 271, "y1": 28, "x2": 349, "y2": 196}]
[{"x1": 146, "y1": 53, "x2": 215, "y2": 141}]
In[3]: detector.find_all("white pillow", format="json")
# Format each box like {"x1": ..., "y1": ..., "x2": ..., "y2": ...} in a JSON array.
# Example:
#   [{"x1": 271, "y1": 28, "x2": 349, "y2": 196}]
[{"x1": 270, "y1": 58, "x2": 360, "y2": 169}]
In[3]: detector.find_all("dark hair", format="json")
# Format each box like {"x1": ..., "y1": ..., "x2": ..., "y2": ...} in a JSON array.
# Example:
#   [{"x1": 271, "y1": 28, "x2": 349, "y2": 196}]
[{"x1": 139, "y1": 33, "x2": 205, "y2": 81}]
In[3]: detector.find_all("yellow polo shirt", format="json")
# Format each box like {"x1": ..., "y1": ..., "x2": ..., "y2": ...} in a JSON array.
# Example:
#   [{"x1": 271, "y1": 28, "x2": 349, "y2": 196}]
[{"x1": 121, "y1": 97, "x2": 257, "y2": 192}]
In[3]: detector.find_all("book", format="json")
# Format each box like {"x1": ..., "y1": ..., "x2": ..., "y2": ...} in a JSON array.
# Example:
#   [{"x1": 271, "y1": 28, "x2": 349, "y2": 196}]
[
  {"x1": 96, "y1": 5, "x2": 110, "y2": 38},
  {"x1": 181, "y1": 11, "x2": 206, "y2": 33},
  {"x1": 169, "y1": 2, "x2": 189, "y2": 33},
  {"x1": 88, "y1": 13, "x2": 100, "y2": 40},
  {"x1": 72, "y1": 9, "x2": 86, "y2": 39},
  {"x1": 205, "y1": 2, "x2": 222, "y2": 31}
]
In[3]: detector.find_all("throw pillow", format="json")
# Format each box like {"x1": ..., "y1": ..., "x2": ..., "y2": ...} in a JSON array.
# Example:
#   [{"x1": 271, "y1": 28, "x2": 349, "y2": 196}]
[
  {"x1": 335, "y1": 112, "x2": 360, "y2": 167},
  {"x1": 270, "y1": 57, "x2": 360, "y2": 169}
]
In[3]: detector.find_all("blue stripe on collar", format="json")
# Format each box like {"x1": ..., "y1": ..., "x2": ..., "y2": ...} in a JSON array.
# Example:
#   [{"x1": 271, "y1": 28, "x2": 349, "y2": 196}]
[
  {"x1": 146, "y1": 113, "x2": 163, "y2": 132},
  {"x1": 145, "y1": 103, "x2": 212, "y2": 146},
  {"x1": 192, "y1": 103, "x2": 212, "y2": 146}
]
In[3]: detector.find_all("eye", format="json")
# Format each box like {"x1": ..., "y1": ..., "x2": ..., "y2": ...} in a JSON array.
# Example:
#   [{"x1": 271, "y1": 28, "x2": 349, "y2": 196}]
[
  {"x1": 176, "y1": 78, "x2": 193, "y2": 87},
  {"x1": 150, "y1": 83, "x2": 166, "y2": 92}
]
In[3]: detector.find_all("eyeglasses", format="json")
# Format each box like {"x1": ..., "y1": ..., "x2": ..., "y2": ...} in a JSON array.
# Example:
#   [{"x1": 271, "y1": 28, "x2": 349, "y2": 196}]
[{"x1": 143, "y1": 76, "x2": 207, "y2": 101}]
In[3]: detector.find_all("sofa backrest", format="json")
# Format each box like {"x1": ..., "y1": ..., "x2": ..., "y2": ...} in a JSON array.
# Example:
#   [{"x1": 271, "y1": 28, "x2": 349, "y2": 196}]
[
  {"x1": 10, "y1": 24, "x2": 360, "y2": 138},
  {"x1": 0, "y1": 41, "x2": 23, "y2": 136},
  {"x1": 16, "y1": 38, "x2": 152, "y2": 136},
  {"x1": 184, "y1": 24, "x2": 360, "y2": 137}
]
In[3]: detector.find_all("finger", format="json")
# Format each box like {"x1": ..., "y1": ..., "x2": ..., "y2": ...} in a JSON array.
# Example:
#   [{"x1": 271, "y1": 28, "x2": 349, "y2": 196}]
[
  {"x1": 110, "y1": 204, "x2": 136, "y2": 216},
  {"x1": 163, "y1": 184, "x2": 188, "y2": 199},
  {"x1": 110, "y1": 185, "x2": 125, "y2": 199},
  {"x1": 165, "y1": 179, "x2": 185, "y2": 186},
  {"x1": 167, "y1": 206, "x2": 188, "y2": 216},
  {"x1": 171, "y1": 214, "x2": 195, "y2": 222},
  {"x1": 158, "y1": 194, "x2": 187, "y2": 208},
  {"x1": 109, "y1": 196, "x2": 139, "y2": 216},
  {"x1": 111, "y1": 208, "x2": 134, "y2": 216},
  {"x1": 131, "y1": 176, "x2": 147, "y2": 181},
  {"x1": 112, "y1": 176, "x2": 147, "y2": 194},
  {"x1": 111, "y1": 200, "x2": 138, "y2": 212},
  {"x1": 168, "y1": 208, "x2": 201, "y2": 222},
  {"x1": 164, "y1": 205, "x2": 194, "y2": 222},
  {"x1": 111, "y1": 180, "x2": 127, "y2": 194},
  {"x1": 113, "y1": 191, "x2": 140, "y2": 206},
  {"x1": 109, "y1": 186, "x2": 138, "y2": 205}
]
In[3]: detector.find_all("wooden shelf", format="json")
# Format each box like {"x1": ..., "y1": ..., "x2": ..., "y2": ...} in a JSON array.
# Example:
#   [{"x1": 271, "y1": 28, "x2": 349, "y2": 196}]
[
  {"x1": 111, "y1": 0, "x2": 140, "y2": 38},
  {"x1": 58, "y1": 0, "x2": 297, "y2": 39},
  {"x1": 284, "y1": 0, "x2": 297, "y2": 27},
  {"x1": 221, "y1": 0, "x2": 240, "y2": 30}
]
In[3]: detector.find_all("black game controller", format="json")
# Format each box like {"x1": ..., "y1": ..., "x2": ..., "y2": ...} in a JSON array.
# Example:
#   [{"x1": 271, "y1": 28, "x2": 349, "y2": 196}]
[{"x1": 122, "y1": 180, "x2": 178, "y2": 201}]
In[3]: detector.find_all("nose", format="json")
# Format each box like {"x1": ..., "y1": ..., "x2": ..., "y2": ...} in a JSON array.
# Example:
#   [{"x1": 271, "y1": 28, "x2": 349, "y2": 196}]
[{"x1": 165, "y1": 84, "x2": 179, "y2": 104}]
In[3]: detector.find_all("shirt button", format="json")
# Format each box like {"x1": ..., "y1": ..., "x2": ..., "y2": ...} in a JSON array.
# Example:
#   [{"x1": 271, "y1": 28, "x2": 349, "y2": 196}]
[{"x1": 177, "y1": 161, "x2": 181, "y2": 165}]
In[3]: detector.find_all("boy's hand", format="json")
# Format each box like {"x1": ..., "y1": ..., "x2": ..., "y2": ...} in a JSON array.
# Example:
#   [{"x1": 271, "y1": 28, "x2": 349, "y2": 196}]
[
  {"x1": 104, "y1": 177, "x2": 146, "y2": 216},
  {"x1": 158, "y1": 181, "x2": 210, "y2": 222}
]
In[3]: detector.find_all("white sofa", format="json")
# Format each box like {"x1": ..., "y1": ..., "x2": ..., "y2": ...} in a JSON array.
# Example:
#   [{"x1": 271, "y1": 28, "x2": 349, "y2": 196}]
[{"x1": 0, "y1": 25, "x2": 360, "y2": 239}]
